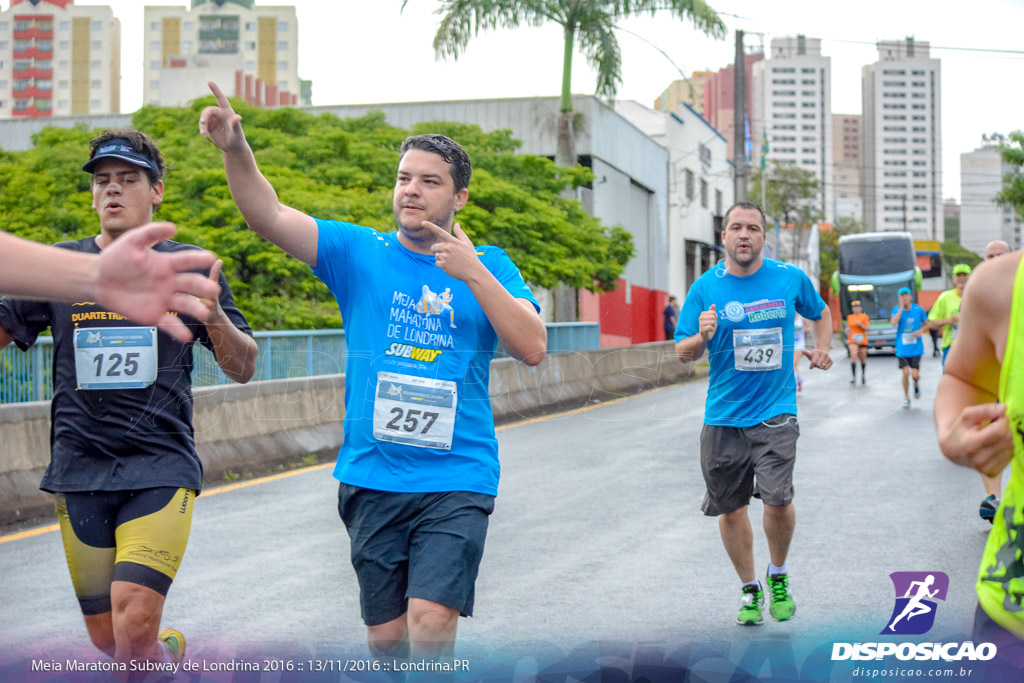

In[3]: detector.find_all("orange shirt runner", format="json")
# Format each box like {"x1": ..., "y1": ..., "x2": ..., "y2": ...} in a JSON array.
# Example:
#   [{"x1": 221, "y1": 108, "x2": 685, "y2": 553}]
[{"x1": 847, "y1": 313, "x2": 870, "y2": 346}]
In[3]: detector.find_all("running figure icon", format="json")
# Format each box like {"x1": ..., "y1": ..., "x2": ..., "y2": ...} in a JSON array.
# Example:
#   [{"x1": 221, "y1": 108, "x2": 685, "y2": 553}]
[{"x1": 888, "y1": 574, "x2": 939, "y2": 632}]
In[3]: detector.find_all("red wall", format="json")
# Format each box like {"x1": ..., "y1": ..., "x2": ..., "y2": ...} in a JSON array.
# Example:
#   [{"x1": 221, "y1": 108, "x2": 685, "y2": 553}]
[{"x1": 592, "y1": 280, "x2": 668, "y2": 347}]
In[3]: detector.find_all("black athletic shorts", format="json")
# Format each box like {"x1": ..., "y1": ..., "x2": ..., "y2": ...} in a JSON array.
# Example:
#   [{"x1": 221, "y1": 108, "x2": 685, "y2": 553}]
[
  {"x1": 338, "y1": 483, "x2": 495, "y2": 626},
  {"x1": 897, "y1": 355, "x2": 921, "y2": 370}
]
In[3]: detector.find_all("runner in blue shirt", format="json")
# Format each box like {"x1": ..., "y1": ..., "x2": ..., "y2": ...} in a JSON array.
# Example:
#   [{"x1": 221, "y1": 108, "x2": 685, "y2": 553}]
[
  {"x1": 199, "y1": 82, "x2": 547, "y2": 661},
  {"x1": 891, "y1": 286, "x2": 928, "y2": 409},
  {"x1": 676, "y1": 201, "x2": 833, "y2": 626}
]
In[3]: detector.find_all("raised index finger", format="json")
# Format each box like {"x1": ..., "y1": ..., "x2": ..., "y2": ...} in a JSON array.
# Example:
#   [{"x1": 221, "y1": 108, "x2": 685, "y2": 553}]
[
  {"x1": 208, "y1": 81, "x2": 233, "y2": 111},
  {"x1": 421, "y1": 221, "x2": 458, "y2": 242}
]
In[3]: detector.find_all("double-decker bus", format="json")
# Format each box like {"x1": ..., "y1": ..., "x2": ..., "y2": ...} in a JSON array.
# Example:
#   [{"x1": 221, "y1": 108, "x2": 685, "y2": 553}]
[{"x1": 831, "y1": 232, "x2": 918, "y2": 351}]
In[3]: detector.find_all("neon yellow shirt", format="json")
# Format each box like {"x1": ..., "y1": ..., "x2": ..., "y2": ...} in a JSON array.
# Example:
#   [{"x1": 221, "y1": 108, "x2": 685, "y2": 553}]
[
  {"x1": 976, "y1": 257, "x2": 1024, "y2": 638},
  {"x1": 927, "y1": 288, "x2": 962, "y2": 349}
]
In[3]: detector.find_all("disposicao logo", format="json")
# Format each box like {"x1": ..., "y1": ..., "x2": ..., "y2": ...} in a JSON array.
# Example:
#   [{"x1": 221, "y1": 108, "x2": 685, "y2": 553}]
[
  {"x1": 883, "y1": 571, "x2": 948, "y2": 635},
  {"x1": 831, "y1": 571, "x2": 997, "y2": 663}
]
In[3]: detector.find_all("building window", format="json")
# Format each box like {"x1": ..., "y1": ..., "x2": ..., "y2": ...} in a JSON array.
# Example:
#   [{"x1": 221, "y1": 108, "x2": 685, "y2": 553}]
[
  {"x1": 245, "y1": 22, "x2": 256, "y2": 30},
  {"x1": 700, "y1": 179, "x2": 708, "y2": 208},
  {"x1": 278, "y1": 21, "x2": 289, "y2": 31},
  {"x1": 92, "y1": 21, "x2": 102, "y2": 32},
  {"x1": 149, "y1": 80, "x2": 159, "y2": 90},
  {"x1": 150, "y1": 61, "x2": 159, "y2": 69},
  {"x1": 59, "y1": 40, "x2": 69, "y2": 50},
  {"x1": 151, "y1": 21, "x2": 160, "y2": 31},
  {"x1": 716, "y1": 189, "x2": 723, "y2": 216},
  {"x1": 91, "y1": 79, "x2": 101, "y2": 89},
  {"x1": 90, "y1": 99, "x2": 101, "y2": 109},
  {"x1": 150, "y1": 41, "x2": 160, "y2": 51},
  {"x1": 245, "y1": 60, "x2": 255, "y2": 70},
  {"x1": 0, "y1": 42, "x2": 7, "y2": 50},
  {"x1": 245, "y1": 41, "x2": 255, "y2": 50},
  {"x1": 277, "y1": 41, "x2": 288, "y2": 50},
  {"x1": 277, "y1": 60, "x2": 287, "y2": 70},
  {"x1": 60, "y1": 21, "x2": 70, "y2": 31},
  {"x1": 183, "y1": 22, "x2": 194, "y2": 32},
  {"x1": 58, "y1": 99, "x2": 68, "y2": 108},
  {"x1": 685, "y1": 169, "x2": 694, "y2": 200},
  {"x1": 182, "y1": 41, "x2": 193, "y2": 52},
  {"x1": 91, "y1": 40, "x2": 101, "y2": 50},
  {"x1": 91, "y1": 60, "x2": 102, "y2": 69}
]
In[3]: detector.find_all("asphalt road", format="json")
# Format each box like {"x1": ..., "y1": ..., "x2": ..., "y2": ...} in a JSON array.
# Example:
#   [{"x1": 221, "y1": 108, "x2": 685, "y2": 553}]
[{"x1": 0, "y1": 348, "x2": 1000, "y2": 680}]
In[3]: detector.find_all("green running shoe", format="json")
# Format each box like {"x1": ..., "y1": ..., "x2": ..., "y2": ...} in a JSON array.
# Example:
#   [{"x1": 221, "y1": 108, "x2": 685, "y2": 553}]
[
  {"x1": 766, "y1": 570, "x2": 796, "y2": 621},
  {"x1": 157, "y1": 629, "x2": 186, "y2": 664},
  {"x1": 737, "y1": 583, "x2": 764, "y2": 625}
]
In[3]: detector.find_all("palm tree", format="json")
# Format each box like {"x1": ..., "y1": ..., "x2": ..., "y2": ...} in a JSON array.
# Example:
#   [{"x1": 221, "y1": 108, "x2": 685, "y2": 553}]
[{"x1": 408, "y1": 0, "x2": 726, "y2": 168}]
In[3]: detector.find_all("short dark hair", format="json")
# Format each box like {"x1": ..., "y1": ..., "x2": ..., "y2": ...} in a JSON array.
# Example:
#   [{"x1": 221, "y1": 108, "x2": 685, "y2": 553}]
[
  {"x1": 723, "y1": 201, "x2": 767, "y2": 230},
  {"x1": 399, "y1": 134, "x2": 472, "y2": 192},
  {"x1": 87, "y1": 128, "x2": 165, "y2": 185}
]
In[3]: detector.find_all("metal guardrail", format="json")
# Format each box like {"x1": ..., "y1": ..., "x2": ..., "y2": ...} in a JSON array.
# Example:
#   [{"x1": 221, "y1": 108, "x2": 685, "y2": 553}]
[{"x1": 1, "y1": 323, "x2": 601, "y2": 403}]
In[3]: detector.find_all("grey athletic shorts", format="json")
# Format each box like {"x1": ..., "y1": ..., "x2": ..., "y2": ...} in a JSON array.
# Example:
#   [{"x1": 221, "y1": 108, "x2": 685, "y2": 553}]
[{"x1": 699, "y1": 413, "x2": 799, "y2": 516}]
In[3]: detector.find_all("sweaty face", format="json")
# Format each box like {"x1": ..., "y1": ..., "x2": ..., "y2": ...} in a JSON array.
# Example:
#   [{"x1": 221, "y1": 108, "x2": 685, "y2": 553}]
[
  {"x1": 91, "y1": 159, "x2": 163, "y2": 235},
  {"x1": 392, "y1": 149, "x2": 467, "y2": 245},
  {"x1": 722, "y1": 208, "x2": 766, "y2": 269}
]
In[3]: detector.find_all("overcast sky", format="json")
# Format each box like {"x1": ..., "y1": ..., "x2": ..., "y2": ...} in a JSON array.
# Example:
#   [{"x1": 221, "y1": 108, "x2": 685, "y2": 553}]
[{"x1": 67, "y1": 0, "x2": 1024, "y2": 203}]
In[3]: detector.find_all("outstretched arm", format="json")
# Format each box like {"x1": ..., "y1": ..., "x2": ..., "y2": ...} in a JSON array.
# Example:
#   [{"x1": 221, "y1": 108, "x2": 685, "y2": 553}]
[
  {"x1": 199, "y1": 81, "x2": 319, "y2": 266},
  {"x1": 0, "y1": 223, "x2": 219, "y2": 343}
]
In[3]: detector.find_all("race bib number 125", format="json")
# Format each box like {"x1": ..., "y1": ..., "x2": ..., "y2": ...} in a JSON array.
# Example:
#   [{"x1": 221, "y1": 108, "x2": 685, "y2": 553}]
[{"x1": 73, "y1": 327, "x2": 158, "y2": 390}]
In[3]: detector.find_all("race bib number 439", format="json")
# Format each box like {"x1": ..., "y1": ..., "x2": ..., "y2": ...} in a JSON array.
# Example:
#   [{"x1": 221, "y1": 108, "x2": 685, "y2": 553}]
[
  {"x1": 73, "y1": 326, "x2": 158, "y2": 390},
  {"x1": 733, "y1": 327, "x2": 783, "y2": 372},
  {"x1": 373, "y1": 372, "x2": 457, "y2": 450}
]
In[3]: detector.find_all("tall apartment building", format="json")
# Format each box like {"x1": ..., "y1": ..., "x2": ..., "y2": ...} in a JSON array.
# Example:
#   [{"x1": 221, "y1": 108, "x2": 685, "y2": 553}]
[
  {"x1": 833, "y1": 113, "x2": 862, "y2": 221},
  {"x1": 751, "y1": 35, "x2": 833, "y2": 223},
  {"x1": 653, "y1": 71, "x2": 713, "y2": 118},
  {"x1": 961, "y1": 142, "x2": 1022, "y2": 253},
  {"x1": 704, "y1": 52, "x2": 762, "y2": 161},
  {"x1": 861, "y1": 38, "x2": 942, "y2": 239},
  {"x1": 144, "y1": 1, "x2": 310, "y2": 108},
  {"x1": 0, "y1": 0, "x2": 119, "y2": 118}
]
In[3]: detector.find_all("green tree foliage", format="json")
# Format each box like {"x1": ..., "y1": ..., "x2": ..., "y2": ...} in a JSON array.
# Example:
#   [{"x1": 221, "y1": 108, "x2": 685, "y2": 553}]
[
  {"x1": 415, "y1": 0, "x2": 726, "y2": 166},
  {"x1": 749, "y1": 161, "x2": 823, "y2": 228},
  {"x1": 941, "y1": 239, "x2": 981, "y2": 270},
  {"x1": 997, "y1": 130, "x2": 1024, "y2": 219},
  {"x1": 0, "y1": 100, "x2": 633, "y2": 329}
]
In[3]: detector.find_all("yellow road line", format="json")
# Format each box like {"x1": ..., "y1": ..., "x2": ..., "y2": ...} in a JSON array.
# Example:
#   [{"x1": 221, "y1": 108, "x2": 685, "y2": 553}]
[
  {"x1": 0, "y1": 385, "x2": 677, "y2": 544},
  {"x1": 0, "y1": 464, "x2": 332, "y2": 545}
]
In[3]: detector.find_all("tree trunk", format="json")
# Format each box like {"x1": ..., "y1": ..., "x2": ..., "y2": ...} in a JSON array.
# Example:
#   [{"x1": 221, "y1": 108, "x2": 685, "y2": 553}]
[
  {"x1": 556, "y1": 23, "x2": 577, "y2": 168},
  {"x1": 556, "y1": 112, "x2": 576, "y2": 169}
]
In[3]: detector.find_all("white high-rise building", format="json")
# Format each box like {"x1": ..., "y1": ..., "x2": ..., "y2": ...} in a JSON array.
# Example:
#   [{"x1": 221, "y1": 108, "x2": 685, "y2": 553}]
[
  {"x1": 751, "y1": 35, "x2": 833, "y2": 223},
  {"x1": 615, "y1": 99, "x2": 732, "y2": 299},
  {"x1": 961, "y1": 141, "x2": 1022, "y2": 254},
  {"x1": 0, "y1": 0, "x2": 120, "y2": 119},
  {"x1": 861, "y1": 38, "x2": 942, "y2": 240},
  {"x1": 144, "y1": 1, "x2": 310, "y2": 108}
]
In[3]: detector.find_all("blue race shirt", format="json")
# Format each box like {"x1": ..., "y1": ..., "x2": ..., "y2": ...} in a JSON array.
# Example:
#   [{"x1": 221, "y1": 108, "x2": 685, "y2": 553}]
[
  {"x1": 312, "y1": 220, "x2": 539, "y2": 496},
  {"x1": 893, "y1": 304, "x2": 927, "y2": 357},
  {"x1": 677, "y1": 258, "x2": 826, "y2": 427}
]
